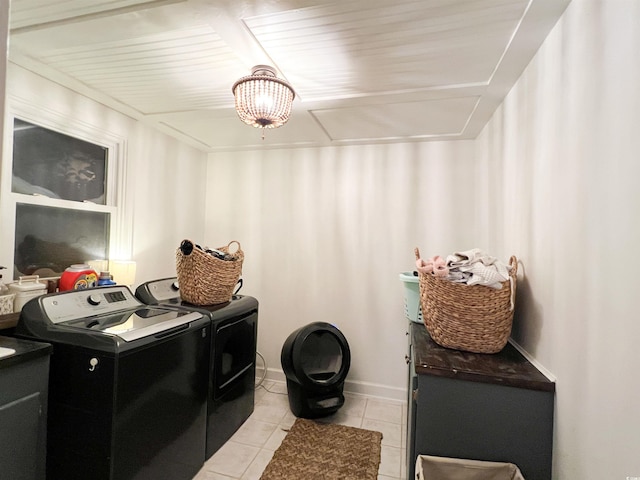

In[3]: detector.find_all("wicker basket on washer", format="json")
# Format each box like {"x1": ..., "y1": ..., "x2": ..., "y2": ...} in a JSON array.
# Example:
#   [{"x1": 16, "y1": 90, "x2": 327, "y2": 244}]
[
  {"x1": 176, "y1": 240, "x2": 244, "y2": 306},
  {"x1": 414, "y1": 248, "x2": 517, "y2": 354}
]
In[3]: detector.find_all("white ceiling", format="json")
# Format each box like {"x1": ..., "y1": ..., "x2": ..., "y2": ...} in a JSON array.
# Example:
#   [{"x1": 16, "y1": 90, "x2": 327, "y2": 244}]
[{"x1": 8, "y1": 0, "x2": 570, "y2": 152}]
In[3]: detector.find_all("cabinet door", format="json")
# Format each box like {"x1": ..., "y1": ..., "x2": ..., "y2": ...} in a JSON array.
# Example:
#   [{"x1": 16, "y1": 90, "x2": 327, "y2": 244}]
[
  {"x1": 0, "y1": 392, "x2": 42, "y2": 480},
  {"x1": 415, "y1": 375, "x2": 554, "y2": 480}
]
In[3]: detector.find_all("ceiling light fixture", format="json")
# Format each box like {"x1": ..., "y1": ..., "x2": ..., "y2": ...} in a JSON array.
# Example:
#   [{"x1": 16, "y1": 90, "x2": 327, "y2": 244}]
[{"x1": 232, "y1": 65, "x2": 295, "y2": 139}]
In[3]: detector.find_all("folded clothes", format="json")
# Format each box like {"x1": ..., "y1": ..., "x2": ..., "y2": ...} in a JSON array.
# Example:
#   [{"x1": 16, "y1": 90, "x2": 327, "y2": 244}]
[
  {"x1": 446, "y1": 248, "x2": 511, "y2": 289},
  {"x1": 446, "y1": 270, "x2": 472, "y2": 283},
  {"x1": 415, "y1": 248, "x2": 515, "y2": 311}
]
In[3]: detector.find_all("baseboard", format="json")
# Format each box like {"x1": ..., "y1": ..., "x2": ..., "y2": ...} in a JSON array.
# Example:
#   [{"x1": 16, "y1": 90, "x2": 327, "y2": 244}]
[
  {"x1": 343, "y1": 379, "x2": 407, "y2": 402},
  {"x1": 508, "y1": 339, "x2": 557, "y2": 382},
  {"x1": 255, "y1": 366, "x2": 407, "y2": 403}
]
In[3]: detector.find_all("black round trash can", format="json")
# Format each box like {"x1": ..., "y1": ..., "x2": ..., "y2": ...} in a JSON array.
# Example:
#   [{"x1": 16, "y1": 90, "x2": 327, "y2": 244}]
[{"x1": 281, "y1": 322, "x2": 351, "y2": 418}]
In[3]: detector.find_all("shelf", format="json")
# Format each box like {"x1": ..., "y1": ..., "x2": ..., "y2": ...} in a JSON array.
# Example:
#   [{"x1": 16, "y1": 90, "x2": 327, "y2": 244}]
[{"x1": 411, "y1": 322, "x2": 554, "y2": 392}]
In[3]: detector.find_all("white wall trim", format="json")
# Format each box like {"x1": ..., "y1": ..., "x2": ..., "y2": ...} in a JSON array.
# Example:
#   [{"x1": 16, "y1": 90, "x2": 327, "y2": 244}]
[
  {"x1": 508, "y1": 338, "x2": 557, "y2": 383},
  {"x1": 256, "y1": 366, "x2": 407, "y2": 403}
]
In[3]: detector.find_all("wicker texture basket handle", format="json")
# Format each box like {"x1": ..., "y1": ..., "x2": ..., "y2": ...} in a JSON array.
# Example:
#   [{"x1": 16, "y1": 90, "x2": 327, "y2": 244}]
[
  {"x1": 225, "y1": 241, "x2": 241, "y2": 255},
  {"x1": 508, "y1": 255, "x2": 517, "y2": 311},
  {"x1": 509, "y1": 255, "x2": 518, "y2": 276}
]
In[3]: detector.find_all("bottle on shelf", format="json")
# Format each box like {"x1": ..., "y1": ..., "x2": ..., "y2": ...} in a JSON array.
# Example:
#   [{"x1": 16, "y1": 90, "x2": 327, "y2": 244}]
[{"x1": 97, "y1": 271, "x2": 116, "y2": 286}]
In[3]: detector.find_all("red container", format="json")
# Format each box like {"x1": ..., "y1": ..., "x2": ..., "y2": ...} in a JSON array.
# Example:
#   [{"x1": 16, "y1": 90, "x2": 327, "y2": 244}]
[{"x1": 59, "y1": 264, "x2": 98, "y2": 291}]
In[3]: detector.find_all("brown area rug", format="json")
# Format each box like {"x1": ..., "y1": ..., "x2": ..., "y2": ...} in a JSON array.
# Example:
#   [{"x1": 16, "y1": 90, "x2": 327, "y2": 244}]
[{"x1": 260, "y1": 418, "x2": 383, "y2": 480}]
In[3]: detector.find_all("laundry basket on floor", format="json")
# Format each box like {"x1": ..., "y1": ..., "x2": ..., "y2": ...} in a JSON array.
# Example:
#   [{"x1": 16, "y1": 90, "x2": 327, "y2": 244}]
[{"x1": 416, "y1": 455, "x2": 526, "y2": 480}]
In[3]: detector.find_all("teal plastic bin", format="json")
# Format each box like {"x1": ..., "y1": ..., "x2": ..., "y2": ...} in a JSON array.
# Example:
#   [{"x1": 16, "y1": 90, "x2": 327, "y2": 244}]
[{"x1": 399, "y1": 272, "x2": 423, "y2": 323}]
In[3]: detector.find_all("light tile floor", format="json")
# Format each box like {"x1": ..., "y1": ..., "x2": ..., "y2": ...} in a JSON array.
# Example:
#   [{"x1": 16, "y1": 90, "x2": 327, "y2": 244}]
[{"x1": 194, "y1": 380, "x2": 407, "y2": 480}]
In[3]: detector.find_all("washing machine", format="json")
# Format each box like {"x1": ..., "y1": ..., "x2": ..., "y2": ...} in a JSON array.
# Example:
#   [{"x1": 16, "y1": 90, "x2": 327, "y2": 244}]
[
  {"x1": 135, "y1": 278, "x2": 258, "y2": 459},
  {"x1": 15, "y1": 286, "x2": 210, "y2": 480}
]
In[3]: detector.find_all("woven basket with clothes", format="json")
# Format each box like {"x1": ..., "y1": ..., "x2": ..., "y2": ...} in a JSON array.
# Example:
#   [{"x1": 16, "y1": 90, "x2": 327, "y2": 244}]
[
  {"x1": 176, "y1": 239, "x2": 244, "y2": 306},
  {"x1": 414, "y1": 247, "x2": 517, "y2": 354}
]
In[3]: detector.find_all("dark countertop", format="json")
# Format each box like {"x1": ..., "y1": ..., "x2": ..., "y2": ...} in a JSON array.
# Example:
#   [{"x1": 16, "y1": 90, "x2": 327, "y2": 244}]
[
  {"x1": 411, "y1": 322, "x2": 555, "y2": 392},
  {"x1": 0, "y1": 335, "x2": 52, "y2": 370}
]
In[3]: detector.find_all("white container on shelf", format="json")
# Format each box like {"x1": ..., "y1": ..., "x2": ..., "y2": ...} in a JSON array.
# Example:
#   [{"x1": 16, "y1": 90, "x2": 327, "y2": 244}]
[
  {"x1": 0, "y1": 294, "x2": 15, "y2": 314},
  {"x1": 8, "y1": 275, "x2": 47, "y2": 312}
]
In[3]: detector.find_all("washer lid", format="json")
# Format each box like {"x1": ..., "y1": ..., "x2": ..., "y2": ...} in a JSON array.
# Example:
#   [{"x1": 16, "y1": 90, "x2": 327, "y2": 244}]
[{"x1": 59, "y1": 308, "x2": 202, "y2": 342}]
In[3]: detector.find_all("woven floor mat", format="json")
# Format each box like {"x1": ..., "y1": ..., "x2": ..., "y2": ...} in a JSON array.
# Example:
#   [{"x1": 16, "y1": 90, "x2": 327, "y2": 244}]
[{"x1": 260, "y1": 418, "x2": 383, "y2": 480}]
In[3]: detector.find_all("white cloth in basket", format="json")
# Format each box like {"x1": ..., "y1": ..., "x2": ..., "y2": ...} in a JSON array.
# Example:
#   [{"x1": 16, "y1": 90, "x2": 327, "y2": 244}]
[{"x1": 446, "y1": 249, "x2": 511, "y2": 289}]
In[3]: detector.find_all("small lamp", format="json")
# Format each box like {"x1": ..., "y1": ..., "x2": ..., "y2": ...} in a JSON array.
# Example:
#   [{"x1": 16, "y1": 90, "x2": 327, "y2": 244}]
[
  {"x1": 87, "y1": 259, "x2": 109, "y2": 274},
  {"x1": 109, "y1": 260, "x2": 137, "y2": 287}
]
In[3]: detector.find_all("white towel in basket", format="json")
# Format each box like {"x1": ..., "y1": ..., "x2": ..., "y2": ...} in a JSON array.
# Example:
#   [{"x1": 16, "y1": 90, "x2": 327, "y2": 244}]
[{"x1": 446, "y1": 248, "x2": 511, "y2": 289}]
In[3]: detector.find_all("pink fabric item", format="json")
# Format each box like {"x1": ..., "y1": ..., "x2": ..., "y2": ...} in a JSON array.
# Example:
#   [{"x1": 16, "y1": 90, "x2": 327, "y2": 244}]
[
  {"x1": 416, "y1": 256, "x2": 448, "y2": 277},
  {"x1": 433, "y1": 263, "x2": 449, "y2": 278},
  {"x1": 416, "y1": 258, "x2": 432, "y2": 275}
]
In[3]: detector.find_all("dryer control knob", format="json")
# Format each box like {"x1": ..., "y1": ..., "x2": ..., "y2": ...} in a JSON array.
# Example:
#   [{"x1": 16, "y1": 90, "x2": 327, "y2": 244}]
[{"x1": 87, "y1": 294, "x2": 102, "y2": 306}]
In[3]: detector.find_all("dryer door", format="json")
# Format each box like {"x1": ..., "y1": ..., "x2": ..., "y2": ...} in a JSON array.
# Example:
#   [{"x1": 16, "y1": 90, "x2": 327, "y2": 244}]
[{"x1": 213, "y1": 312, "x2": 257, "y2": 399}]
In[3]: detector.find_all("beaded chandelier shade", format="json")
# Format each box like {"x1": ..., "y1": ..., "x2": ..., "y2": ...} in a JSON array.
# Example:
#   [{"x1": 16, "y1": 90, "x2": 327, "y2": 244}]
[{"x1": 232, "y1": 65, "x2": 295, "y2": 132}]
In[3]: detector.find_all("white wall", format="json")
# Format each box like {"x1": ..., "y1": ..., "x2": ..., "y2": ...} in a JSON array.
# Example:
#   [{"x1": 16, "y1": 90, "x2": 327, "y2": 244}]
[
  {"x1": 127, "y1": 121, "x2": 208, "y2": 281},
  {"x1": 0, "y1": 2, "x2": 7, "y2": 177},
  {"x1": 0, "y1": 63, "x2": 208, "y2": 284},
  {"x1": 475, "y1": 1, "x2": 640, "y2": 478},
  {"x1": 206, "y1": 141, "x2": 478, "y2": 399}
]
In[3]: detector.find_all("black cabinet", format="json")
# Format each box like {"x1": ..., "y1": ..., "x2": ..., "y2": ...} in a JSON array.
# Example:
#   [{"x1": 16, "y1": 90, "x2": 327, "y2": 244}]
[
  {"x1": 407, "y1": 323, "x2": 555, "y2": 480},
  {"x1": 0, "y1": 336, "x2": 52, "y2": 480}
]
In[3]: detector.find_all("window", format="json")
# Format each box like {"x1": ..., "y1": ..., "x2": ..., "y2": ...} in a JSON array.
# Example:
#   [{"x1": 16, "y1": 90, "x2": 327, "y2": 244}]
[
  {"x1": 14, "y1": 203, "x2": 110, "y2": 277},
  {"x1": 12, "y1": 118, "x2": 108, "y2": 203},
  {"x1": 1, "y1": 106, "x2": 129, "y2": 281}
]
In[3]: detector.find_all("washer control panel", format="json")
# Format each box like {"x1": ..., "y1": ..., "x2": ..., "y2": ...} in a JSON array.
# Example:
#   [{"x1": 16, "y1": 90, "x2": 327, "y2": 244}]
[
  {"x1": 138, "y1": 278, "x2": 181, "y2": 302},
  {"x1": 40, "y1": 286, "x2": 142, "y2": 324}
]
